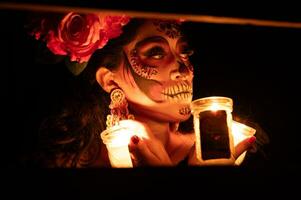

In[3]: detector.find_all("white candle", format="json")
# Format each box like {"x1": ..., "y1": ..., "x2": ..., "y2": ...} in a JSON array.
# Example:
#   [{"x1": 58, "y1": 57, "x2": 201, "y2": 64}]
[{"x1": 101, "y1": 120, "x2": 149, "y2": 168}]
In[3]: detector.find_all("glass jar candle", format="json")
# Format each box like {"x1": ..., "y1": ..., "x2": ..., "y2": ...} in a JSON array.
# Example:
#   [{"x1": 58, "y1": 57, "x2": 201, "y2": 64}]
[
  {"x1": 100, "y1": 120, "x2": 149, "y2": 168},
  {"x1": 191, "y1": 96, "x2": 235, "y2": 165}
]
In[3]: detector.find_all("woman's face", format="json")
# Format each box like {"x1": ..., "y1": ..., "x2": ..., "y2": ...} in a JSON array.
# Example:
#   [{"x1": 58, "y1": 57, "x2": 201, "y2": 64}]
[{"x1": 114, "y1": 20, "x2": 194, "y2": 122}]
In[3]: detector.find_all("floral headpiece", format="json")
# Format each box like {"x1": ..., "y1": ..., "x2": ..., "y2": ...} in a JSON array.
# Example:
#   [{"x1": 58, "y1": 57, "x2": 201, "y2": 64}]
[{"x1": 29, "y1": 12, "x2": 130, "y2": 75}]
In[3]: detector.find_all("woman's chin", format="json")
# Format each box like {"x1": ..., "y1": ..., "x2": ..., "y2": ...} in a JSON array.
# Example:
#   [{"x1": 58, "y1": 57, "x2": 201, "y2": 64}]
[
  {"x1": 129, "y1": 99, "x2": 192, "y2": 122},
  {"x1": 155, "y1": 104, "x2": 192, "y2": 122}
]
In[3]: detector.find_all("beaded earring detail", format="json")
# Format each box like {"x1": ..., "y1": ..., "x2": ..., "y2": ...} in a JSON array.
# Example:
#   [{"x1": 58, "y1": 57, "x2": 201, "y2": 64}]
[{"x1": 106, "y1": 88, "x2": 134, "y2": 128}]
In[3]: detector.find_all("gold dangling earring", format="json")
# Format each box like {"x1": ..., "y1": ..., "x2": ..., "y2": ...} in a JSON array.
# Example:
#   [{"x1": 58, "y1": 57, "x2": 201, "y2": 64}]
[{"x1": 106, "y1": 88, "x2": 134, "y2": 128}]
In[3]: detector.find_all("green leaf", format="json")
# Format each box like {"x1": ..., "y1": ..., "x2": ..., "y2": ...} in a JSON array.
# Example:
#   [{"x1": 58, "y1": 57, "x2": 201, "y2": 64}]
[{"x1": 65, "y1": 59, "x2": 88, "y2": 76}]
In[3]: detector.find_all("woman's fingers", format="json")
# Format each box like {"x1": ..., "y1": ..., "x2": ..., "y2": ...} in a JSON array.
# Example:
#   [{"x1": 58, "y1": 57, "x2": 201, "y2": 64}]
[
  {"x1": 129, "y1": 135, "x2": 256, "y2": 167},
  {"x1": 128, "y1": 135, "x2": 141, "y2": 166},
  {"x1": 234, "y1": 136, "x2": 256, "y2": 159},
  {"x1": 128, "y1": 135, "x2": 172, "y2": 167},
  {"x1": 188, "y1": 136, "x2": 256, "y2": 166}
]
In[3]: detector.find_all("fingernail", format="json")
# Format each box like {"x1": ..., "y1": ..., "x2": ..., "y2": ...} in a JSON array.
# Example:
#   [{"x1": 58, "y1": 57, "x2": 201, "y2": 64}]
[
  {"x1": 131, "y1": 135, "x2": 139, "y2": 145},
  {"x1": 248, "y1": 136, "x2": 256, "y2": 144}
]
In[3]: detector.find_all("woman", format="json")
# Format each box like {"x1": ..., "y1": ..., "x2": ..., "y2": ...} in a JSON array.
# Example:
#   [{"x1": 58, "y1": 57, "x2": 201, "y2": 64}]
[{"x1": 34, "y1": 14, "x2": 258, "y2": 167}]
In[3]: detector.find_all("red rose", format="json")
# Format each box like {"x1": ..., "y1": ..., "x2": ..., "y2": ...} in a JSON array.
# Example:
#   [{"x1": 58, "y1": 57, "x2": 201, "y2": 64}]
[
  {"x1": 46, "y1": 12, "x2": 107, "y2": 63},
  {"x1": 30, "y1": 12, "x2": 130, "y2": 64},
  {"x1": 102, "y1": 15, "x2": 130, "y2": 39}
]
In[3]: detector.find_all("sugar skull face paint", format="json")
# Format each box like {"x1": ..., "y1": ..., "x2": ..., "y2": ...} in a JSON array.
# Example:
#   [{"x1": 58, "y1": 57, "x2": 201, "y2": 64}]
[
  {"x1": 179, "y1": 106, "x2": 191, "y2": 115},
  {"x1": 114, "y1": 20, "x2": 195, "y2": 122},
  {"x1": 129, "y1": 48, "x2": 158, "y2": 79},
  {"x1": 153, "y1": 19, "x2": 182, "y2": 39}
]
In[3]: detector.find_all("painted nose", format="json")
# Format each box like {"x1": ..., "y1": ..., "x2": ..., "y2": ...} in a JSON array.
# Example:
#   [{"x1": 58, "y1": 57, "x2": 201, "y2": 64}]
[{"x1": 170, "y1": 61, "x2": 191, "y2": 80}]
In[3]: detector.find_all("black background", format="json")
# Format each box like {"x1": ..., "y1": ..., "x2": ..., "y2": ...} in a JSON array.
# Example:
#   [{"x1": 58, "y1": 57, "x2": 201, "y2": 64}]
[{"x1": 1, "y1": 1, "x2": 301, "y2": 197}]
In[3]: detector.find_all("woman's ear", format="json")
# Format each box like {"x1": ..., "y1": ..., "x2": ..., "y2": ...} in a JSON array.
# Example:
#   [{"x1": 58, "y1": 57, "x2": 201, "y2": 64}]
[{"x1": 96, "y1": 67, "x2": 118, "y2": 93}]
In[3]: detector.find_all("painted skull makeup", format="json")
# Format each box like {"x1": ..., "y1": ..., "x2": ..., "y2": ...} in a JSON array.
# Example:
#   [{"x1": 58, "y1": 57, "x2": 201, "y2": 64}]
[
  {"x1": 153, "y1": 19, "x2": 182, "y2": 39},
  {"x1": 128, "y1": 36, "x2": 194, "y2": 81},
  {"x1": 179, "y1": 106, "x2": 191, "y2": 115},
  {"x1": 115, "y1": 20, "x2": 195, "y2": 121},
  {"x1": 130, "y1": 48, "x2": 158, "y2": 79}
]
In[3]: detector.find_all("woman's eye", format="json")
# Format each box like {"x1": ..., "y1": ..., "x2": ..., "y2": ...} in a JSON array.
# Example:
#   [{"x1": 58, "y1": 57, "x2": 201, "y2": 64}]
[
  {"x1": 152, "y1": 54, "x2": 164, "y2": 59},
  {"x1": 180, "y1": 49, "x2": 194, "y2": 60},
  {"x1": 144, "y1": 47, "x2": 166, "y2": 60}
]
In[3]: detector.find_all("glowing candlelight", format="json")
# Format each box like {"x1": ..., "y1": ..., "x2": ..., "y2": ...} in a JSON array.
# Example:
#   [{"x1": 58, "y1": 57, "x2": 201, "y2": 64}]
[
  {"x1": 101, "y1": 120, "x2": 149, "y2": 168},
  {"x1": 191, "y1": 96, "x2": 235, "y2": 165},
  {"x1": 209, "y1": 102, "x2": 220, "y2": 111},
  {"x1": 232, "y1": 121, "x2": 256, "y2": 165}
]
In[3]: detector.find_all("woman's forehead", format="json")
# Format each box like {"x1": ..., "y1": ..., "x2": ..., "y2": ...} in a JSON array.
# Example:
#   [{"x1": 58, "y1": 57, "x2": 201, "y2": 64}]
[
  {"x1": 134, "y1": 20, "x2": 182, "y2": 42},
  {"x1": 126, "y1": 19, "x2": 184, "y2": 49}
]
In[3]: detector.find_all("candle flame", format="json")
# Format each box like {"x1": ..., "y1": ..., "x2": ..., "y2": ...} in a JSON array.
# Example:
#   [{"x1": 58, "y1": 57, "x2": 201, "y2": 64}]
[{"x1": 209, "y1": 103, "x2": 220, "y2": 111}]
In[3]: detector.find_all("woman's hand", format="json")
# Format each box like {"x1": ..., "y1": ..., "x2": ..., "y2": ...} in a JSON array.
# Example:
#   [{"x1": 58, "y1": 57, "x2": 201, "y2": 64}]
[
  {"x1": 233, "y1": 136, "x2": 256, "y2": 159},
  {"x1": 128, "y1": 135, "x2": 173, "y2": 167},
  {"x1": 188, "y1": 136, "x2": 256, "y2": 165}
]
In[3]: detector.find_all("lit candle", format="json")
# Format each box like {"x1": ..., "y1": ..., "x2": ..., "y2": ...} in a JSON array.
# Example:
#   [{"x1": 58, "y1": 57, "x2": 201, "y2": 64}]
[
  {"x1": 191, "y1": 96, "x2": 235, "y2": 165},
  {"x1": 100, "y1": 120, "x2": 149, "y2": 168}
]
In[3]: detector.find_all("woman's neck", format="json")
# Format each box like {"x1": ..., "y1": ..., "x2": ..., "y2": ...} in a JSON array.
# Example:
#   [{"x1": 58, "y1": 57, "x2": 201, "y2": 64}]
[
  {"x1": 133, "y1": 115, "x2": 171, "y2": 147},
  {"x1": 134, "y1": 114, "x2": 195, "y2": 164}
]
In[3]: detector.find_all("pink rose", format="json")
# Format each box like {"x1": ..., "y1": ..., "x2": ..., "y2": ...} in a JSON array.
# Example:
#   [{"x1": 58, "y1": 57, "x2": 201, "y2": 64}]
[
  {"x1": 102, "y1": 15, "x2": 130, "y2": 39},
  {"x1": 46, "y1": 12, "x2": 107, "y2": 63},
  {"x1": 30, "y1": 12, "x2": 130, "y2": 64}
]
